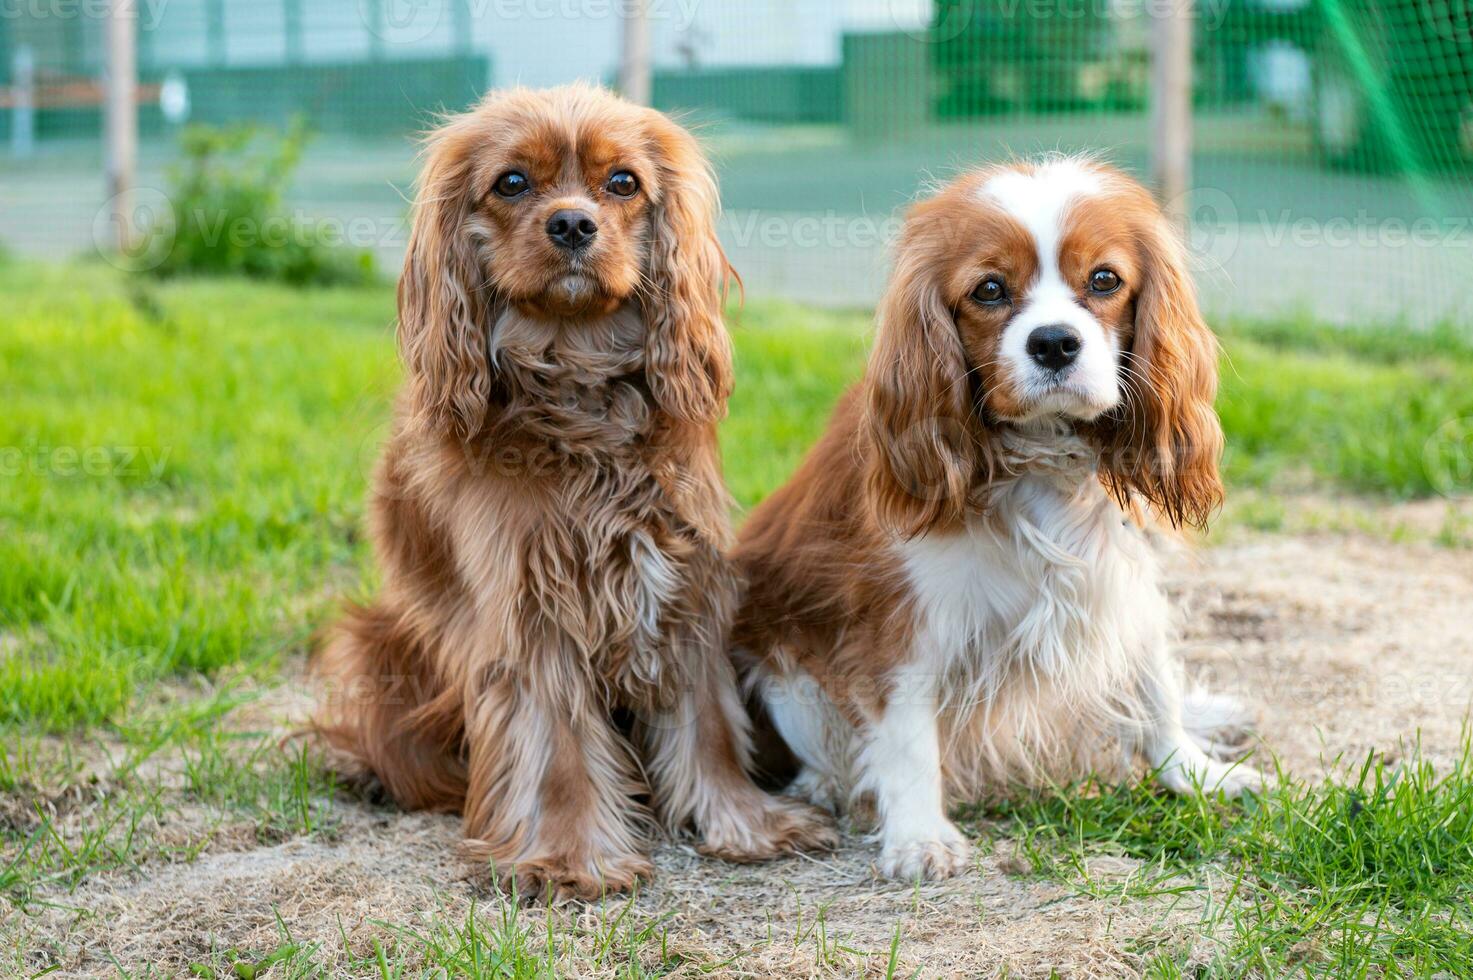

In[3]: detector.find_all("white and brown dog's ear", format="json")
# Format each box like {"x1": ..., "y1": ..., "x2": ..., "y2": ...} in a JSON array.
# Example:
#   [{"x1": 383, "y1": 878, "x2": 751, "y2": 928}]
[
  {"x1": 1101, "y1": 211, "x2": 1223, "y2": 528},
  {"x1": 863, "y1": 206, "x2": 989, "y2": 539},
  {"x1": 639, "y1": 112, "x2": 735, "y2": 425},
  {"x1": 398, "y1": 115, "x2": 495, "y2": 442}
]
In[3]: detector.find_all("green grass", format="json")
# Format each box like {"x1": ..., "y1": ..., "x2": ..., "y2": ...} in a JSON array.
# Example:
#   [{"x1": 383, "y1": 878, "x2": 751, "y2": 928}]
[
  {"x1": 0, "y1": 266, "x2": 394, "y2": 729},
  {"x1": 2, "y1": 263, "x2": 1471, "y2": 730},
  {"x1": 1216, "y1": 321, "x2": 1473, "y2": 496},
  {"x1": 971, "y1": 741, "x2": 1473, "y2": 975}
]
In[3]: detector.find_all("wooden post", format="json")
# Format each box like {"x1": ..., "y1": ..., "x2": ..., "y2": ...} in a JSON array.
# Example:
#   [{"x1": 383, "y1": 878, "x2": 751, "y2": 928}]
[
  {"x1": 284, "y1": 0, "x2": 304, "y2": 63},
  {"x1": 453, "y1": 0, "x2": 474, "y2": 56},
  {"x1": 11, "y1": 45, "x2": 34, "y2": 159},
  {"x1": 206, "y1": 0, "x2": 226, "y2": 65},
  {"x1": 1151, "y1": 0, "x2": 1193, "y2": 226},
  {"x1": 618, "y1": 0, "x2": 651, "y2": 106},
  {"x1": 366, "y1": 0, "x2": 384, "y2": 60},
  {"x1": 105, "y1": 0, "x2": 139, "y2": 254}
]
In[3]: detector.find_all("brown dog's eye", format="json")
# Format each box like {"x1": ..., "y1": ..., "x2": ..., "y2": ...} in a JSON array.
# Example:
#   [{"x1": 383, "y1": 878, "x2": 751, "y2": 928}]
[
  {"x1": 1090, "y1": 268, "x2": 1121, "y2": 294},
  {"x1": 606, "y1": 171, "x2": 639, "y2": 198},
  {"x1": 493, "y1": 171, "x2": 529, "y2": 198},
  {"x1": 972, "y1": 277, "x2": 1007, "y2": 306}
]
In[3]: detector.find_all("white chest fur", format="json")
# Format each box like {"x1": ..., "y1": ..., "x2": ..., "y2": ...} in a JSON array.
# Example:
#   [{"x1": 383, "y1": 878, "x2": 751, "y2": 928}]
[{"x1": 896, "y1": 464, "x2": 1169, "y2": 714}]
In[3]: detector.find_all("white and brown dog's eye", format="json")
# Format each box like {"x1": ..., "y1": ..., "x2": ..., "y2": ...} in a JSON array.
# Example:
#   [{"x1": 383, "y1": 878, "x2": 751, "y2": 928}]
[
  {"x1": 493, "y1": 171, "x2": 530, "y2": 198},
  {"x1": 972, "y1": 276, "x2": 1007, "y2": 306},
  {"x1": 1090, "y1": 268, "x2": 1121, "y2": 294},
  {"x1": 606, "y1": 171, "x2": 639, "y2": 198}
]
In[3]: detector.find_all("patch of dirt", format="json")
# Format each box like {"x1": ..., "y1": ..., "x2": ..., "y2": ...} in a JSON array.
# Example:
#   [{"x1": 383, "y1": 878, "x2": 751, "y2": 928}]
[
  {"x1": 8, "y1": 522, "x2": 1473, "y2": 978},
  {"x1": 1174, "y1": 532, "x2": 1473, "y2": 775},
  {"x1": 23, "y1": 811, "x2": 1218, "y2": 978}
]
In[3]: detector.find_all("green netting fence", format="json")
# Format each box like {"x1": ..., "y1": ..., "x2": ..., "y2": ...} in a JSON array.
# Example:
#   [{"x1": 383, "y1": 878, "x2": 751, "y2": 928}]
[{"x1": 1, "y1": 0, "x2": 1470, "y2": 326}]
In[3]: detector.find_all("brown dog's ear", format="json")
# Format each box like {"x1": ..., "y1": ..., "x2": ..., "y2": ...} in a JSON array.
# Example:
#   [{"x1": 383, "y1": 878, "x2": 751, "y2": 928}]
[
  {"x1": 1100, "y1": 214, "x2": 1223, "y2": 528},
  {"x1": 398, "y1": 118, "x2": 494, "y2": 441},
  {"x1": 640, "y1": 113, "x2": 734, "y2": 425},
  {"x1": 863, "y1": 225, "x2": 986, "y2": 538}
]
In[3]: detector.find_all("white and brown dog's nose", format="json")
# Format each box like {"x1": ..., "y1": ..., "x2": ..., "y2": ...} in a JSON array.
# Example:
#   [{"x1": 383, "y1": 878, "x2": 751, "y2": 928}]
[
  {"x1": 1026, "y1": 325, "x2": 1082, "y2": 372},
  {"x1": 546, "y1": 208, "x2": 598, "y2": 251}
]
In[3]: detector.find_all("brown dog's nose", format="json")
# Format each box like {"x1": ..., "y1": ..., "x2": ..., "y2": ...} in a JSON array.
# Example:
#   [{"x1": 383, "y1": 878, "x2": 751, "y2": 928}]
[{"x1": 546, "y1": 209, "x2": 598, "y2": 251}]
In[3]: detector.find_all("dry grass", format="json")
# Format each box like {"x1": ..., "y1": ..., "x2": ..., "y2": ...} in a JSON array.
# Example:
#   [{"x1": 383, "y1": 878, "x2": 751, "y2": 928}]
[{"x1": 6, "y1": 521, "x2": 1473, "y2": 978}]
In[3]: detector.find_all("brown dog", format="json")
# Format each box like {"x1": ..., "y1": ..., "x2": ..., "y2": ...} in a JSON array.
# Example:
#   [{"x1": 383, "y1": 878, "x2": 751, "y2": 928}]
[{"x1": 315, "y1": 84, "x2": 833, "y2": 902}]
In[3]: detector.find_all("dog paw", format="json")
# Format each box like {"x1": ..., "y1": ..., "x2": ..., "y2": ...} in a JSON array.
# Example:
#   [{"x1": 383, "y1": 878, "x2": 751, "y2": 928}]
[
  {"x1": 1157, "y1": 756, "x2": 1267, "y2": 798},
  {"x1": 876, "y1": 824, "x2": 972, "y2": 881},
  {"x1": 698, "y1": 793, "x2": 838, "y2": 863},
  {"x1": 468, "y1": 846, "x2": 653, "y2": 904}
]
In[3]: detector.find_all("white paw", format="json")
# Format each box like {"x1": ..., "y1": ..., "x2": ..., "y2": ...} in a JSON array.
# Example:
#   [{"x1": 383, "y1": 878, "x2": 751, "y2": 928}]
[
  {"x1": 1157, "y1": 755, "x2": 1267, "y2": 798},
  {"x1": 876, "y1": 823, "x2": 972, "y2": 881}
]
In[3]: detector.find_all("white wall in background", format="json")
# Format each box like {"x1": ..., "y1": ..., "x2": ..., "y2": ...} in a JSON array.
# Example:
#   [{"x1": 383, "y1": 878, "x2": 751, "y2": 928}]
[
  {"x1": 136, "y1": 0, "x2": 929, "y2": 80},
  {"x1": 1251, "y1": 41, "x2": 1313, "y2": 120},
  {"x1": 474, "y1": 0, "x2": 925, "y2": 91},
  {"x1": 651, "y1": 0, "x2": 931, "y2": 70}
]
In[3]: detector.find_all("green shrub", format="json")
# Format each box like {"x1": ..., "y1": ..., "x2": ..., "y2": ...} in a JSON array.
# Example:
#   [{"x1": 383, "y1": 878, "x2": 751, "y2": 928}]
[{"x1": 138, "y1": 119, "x2": 376, "y2": 287}]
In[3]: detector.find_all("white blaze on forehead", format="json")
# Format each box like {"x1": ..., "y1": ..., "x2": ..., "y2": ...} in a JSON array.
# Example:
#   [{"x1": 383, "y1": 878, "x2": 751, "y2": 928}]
[{"x1": 980, "y1": 158, "x2": 1104, "y2": 274}]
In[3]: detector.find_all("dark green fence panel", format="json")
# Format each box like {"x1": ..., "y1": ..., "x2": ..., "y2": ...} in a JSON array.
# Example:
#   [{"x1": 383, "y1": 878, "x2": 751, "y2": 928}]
[
  {"x1": 181, "y1": 55, "x2": 490, "y2": 134},
  {"x1": 653, "y1": 66, "x2": 842, "y2": 125}
]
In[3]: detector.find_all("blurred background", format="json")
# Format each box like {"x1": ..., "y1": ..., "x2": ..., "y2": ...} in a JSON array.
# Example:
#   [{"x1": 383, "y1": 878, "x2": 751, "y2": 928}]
[
  {"x1": 4, "y1": 8, "x2": 1473, "y2": 972},
  {"x1": 1, "y1": 0, "x2": 1471, "y2": 325}
]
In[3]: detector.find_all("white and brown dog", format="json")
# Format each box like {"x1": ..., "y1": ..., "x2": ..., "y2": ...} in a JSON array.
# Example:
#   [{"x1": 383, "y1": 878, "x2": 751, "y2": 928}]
[{"x1": 733, "y1": 157, "x2": 1263, "y2": 881}]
